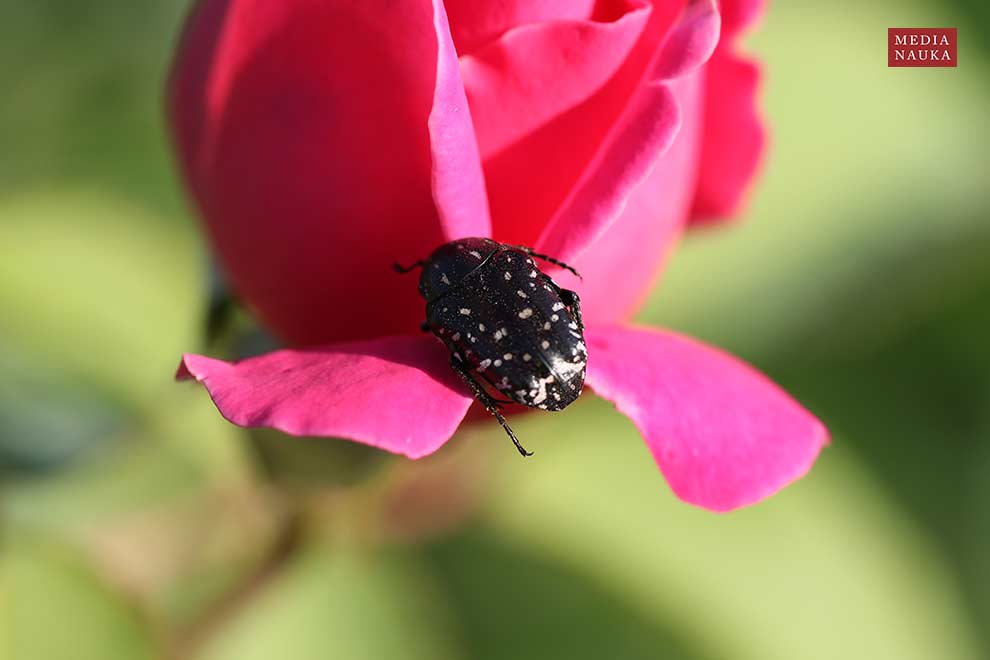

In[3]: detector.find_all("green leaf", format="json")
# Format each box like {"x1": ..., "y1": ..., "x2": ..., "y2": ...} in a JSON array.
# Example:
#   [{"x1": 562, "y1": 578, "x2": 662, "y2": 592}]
[
  {"x1": 479, "y1": 398, "x2": 983, "y2": 660},
  {"x1": 0, "y1": 1, "x2": 190, "y2": 212},
  {"x1": 0, "y1": 349, "x2": 122, "y2": 475},
  {"x1": 426, "y1": 530, "x2": 706, "y2": 660},
  {"x1": 1, "y1": 541, "x2": 157, "y2": 660},
  {"x1": 0, "y1": 190, "x2": 202, "y2": 410},
  {"x1": 200, "y1": 545, "x2": 460, "y2": 660},
  {"x1": 2, "y1": 389, "x2": 246, "y2": 531}
]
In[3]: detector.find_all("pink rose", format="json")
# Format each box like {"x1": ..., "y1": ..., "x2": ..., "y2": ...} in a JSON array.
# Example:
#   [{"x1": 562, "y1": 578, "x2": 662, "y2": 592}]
[{"x1": 171, "y1": 0, "x2": 826, "y2": 511}]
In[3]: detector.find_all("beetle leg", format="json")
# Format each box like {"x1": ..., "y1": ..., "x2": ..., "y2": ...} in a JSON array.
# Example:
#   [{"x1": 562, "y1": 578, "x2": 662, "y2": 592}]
[
  {"x1": 477, "y1": 373, "x2": 519, "y2": 406},
  {"x1": 544, "y1": 278, "x2": 585, "y2": 333},
  {"x1": 392, "y1": 260, "x2": 425, "y2": 274},
  {"x1": 558, "y1": 288, "x2": 584, "y2": 332},
  {"x1": 449, "y1": 354, "x2": 533, "y2": 457},
  {"x1": 483, "y1": 391, "x2": 516, "y2": 407},
  {"x1": 512, "y1": 245, "x2": 582, "y2": 280}
]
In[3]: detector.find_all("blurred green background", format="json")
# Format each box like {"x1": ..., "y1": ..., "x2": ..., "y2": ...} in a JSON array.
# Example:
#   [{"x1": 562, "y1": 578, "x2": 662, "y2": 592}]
[{"x1": 2, "y1": 0, "x2": 989, "y2": 658}]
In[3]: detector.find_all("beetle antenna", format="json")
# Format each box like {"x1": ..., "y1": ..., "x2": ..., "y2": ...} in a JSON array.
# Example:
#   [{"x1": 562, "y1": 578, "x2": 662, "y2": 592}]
[
  {"x1": 513, "y1": 246, "x2": 582, "y2": 280},
  {"x1": 393, "y1": 260, "x2": 425, "y2": 274}
]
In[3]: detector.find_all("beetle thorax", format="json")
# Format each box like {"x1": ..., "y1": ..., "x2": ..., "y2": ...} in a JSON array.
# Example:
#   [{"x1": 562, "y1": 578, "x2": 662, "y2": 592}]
[{"x1": 418, "y1": 237, "x2": 500, "y2": 301}]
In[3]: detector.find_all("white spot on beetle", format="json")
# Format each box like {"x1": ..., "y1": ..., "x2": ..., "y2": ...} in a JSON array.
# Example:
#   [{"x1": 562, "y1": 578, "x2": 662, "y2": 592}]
[
  {"x1": 530, "y1": 374, "x2": 556, "y2": 405},
  {"x1": 493, "y1": 329, "x2": 503, "y2": 341},
  {"x1": 504, "y1": 271, "x2": 512, "y2": 280},
  {"x1": 477, "y1": 358, "x2": 492, "y2": 372},
  {"x1": 469, "y1": 250, "x2": 482, "y2": 258},
  {"x1": 551, "y1": 314, "x2": 559, "y2": 322},
  {"x1": 568, "y1": 322, "x2": 579, "y2": 330},
  {"x1": 519, "y1": 308, "x2": 533, "y2": 319},
  {"x1": 552, "y1": 302, "x2": 565, "y2": 311},
  {"x1": 543, "y1": 322, "x2": 551, "y2": 330},
  {"x1": 440, "y1": 273, "x2": 451, "y2": 285},
  {"x1": 550, "y1": 355, "x2": 585, "y2": 380},
  {"x1": 503, "y1": 353, "x2": 513, "y2": 360},
  {"x1": 479, "y1": 323, "x2": 486, "y2": 331},
  {"x1": 522, "y1": 353, "x2": 532, "y2": 362},
  {"x1": 459, "y1": 308, "x2": 471, "y2": 315},
  {"x1": 529, "y1": 270, "x2": 538, "y2": 278},
  {"x1": 517, "y1": 290, "x2": 528, "y2": 298},
  {"x1": 451, "y1": 333, "x2": 461, "y2": 341},
  {"x1": 541, "y1": 340, "x2": 550, "y2": 349},
  {"x1": 494, "y1": 359, "x2": 502, "y2": 367}
]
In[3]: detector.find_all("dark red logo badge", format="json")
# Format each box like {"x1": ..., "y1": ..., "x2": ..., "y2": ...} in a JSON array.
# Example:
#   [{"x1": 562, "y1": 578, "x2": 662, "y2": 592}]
[{"x1": 888, "y1": 28, "x2": 957, "y2": 67}]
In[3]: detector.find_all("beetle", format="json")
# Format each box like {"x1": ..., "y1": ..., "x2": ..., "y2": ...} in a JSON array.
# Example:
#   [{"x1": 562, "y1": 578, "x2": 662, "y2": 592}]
[{"x1": 395, "y1": 237, "x2": 586, "y2": 456}]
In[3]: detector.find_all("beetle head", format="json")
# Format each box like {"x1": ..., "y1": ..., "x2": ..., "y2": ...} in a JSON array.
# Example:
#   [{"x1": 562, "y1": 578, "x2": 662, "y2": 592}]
[{"x1": 418, "y1": 237, "x2": 501, "y2": 301}]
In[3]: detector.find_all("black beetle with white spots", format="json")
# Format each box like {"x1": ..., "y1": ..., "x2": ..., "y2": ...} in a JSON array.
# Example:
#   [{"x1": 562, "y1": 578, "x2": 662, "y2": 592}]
[{"x1": 395, "y1": 237, "x2": 587, "y2": 456}]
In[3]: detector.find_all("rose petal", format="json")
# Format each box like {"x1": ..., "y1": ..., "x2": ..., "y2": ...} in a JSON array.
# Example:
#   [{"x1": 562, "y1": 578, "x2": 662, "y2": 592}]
[
  {"x1": 531, "y1": 0, "x2": 719, "y2": 267},
  {"x1": 533, "y1": 83, "x2": 681, "y2": 263},
  {"x1": 460, "y1": 1, "x2": 651, "y2": 159},
  {"x1": 720, "y1": 0, "x2": 764, "y2": 37},
  {"x1": 688, "y1": 0, "x2": 767, "y2": 222},
  {"x1": 553, "y1": 72, "x2": 705, "y2": 326},
  {"x1": 584, "y1": 325, "x2": 828, "y2": 511},
  {"x1": 651, "y1": 0, "x2": 721, "y2": 81},
  {"x1": 478, "y1": 1, "x2": 720, "y2": 328},
  {"x1": 467, "y1": 0, "x2": 684, "y2": 248},
  {"x1": 176, "y1": 335, "x2": 473, "y2": 459},
  {"x1": 544, "y1": 0, "x2": 742, "y2": 323},
  {"x1": 169, "y1": 0, "x2": 487, "y2": 346},
  {"x1": 429, "y1": 0, "x2": 492, "y2": 241},
  {"x1": 444, "y1": 0, "x2": 602, "y2": 54},
  {"x1": 689, "y1": 52, "x2": 765, "y2": 220}
]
